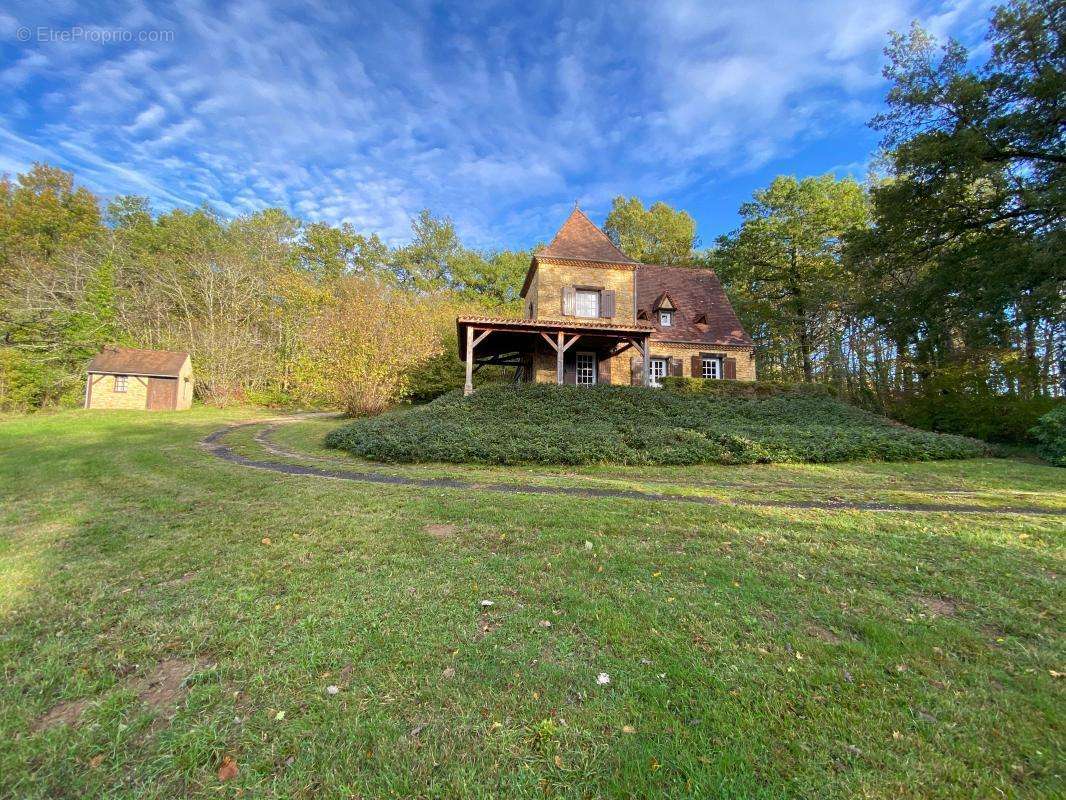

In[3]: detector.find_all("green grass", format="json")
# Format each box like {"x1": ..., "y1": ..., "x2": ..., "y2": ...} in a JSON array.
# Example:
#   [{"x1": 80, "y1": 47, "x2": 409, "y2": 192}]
[
  {"x1": 326, "y1": 384, "x2": 991, "y2": 466},
  {"x1": 1, "y1": 408, "x2": 1063, "y2": 799}
]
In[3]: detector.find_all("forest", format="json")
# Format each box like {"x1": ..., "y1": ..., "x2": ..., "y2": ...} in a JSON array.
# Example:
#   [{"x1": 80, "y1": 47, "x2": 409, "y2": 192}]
[{"x1": 0, "y1": 0, "x2": 1061, "y2": 443}]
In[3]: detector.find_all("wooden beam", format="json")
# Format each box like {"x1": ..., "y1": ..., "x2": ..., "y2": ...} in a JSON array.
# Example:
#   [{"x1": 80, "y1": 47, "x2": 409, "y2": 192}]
[
  {"x1": 556, "y1": 331, "x2": 564, "y2": 385},
  {"x1": 464, "y1": 326, "x2": 474, "y2": 396},
  {"x1": 540, "y1": 332, "x2": 559, "y2": 351},
  {"x1": 641, "y1": 336, "x2": 650, "y2": 387},
  {"x1": 472, "y1": 329, "x2": 492, "y2": 348},
  {"x1": 560, "y1": 333, "x2": 581, "y2": 353}
]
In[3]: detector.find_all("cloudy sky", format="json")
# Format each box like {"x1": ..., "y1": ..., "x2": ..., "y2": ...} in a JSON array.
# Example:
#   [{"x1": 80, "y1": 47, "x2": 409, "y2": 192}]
[{"x1": 1, "y1": 0, "x2": 994, "y2": 249}]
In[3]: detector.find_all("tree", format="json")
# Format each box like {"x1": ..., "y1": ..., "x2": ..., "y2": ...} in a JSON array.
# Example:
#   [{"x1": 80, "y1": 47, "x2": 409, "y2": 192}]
[
  {"x1": 851, "y1": 0, "x2": 1065, "y2": 396},
  {"x1": 292, "y1": 276, "x2": 458, "y2": 415},
  {"x1": 716, "y1": 175, "x2": 869, "y2": 382},
  {"x1": 603, "y1": 197, "x2": 697, "y2": 264}
]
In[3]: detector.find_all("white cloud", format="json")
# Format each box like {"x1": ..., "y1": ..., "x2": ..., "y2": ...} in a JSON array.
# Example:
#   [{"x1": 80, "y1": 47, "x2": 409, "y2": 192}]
[{"x1": 0, "y1": 0, "x2": 995, "y2": 246}]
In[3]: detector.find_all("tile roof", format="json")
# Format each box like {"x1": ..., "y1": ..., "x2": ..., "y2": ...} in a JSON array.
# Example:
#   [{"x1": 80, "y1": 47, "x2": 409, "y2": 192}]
[
  {"x1": 88, "y1": 347, "x2": 190, "y2": 377},
  {"x1": 636, "y1": 264, "x2": 753, "y2": 346},
  {"x1": 536, "y1": 208, "x2": 635, "y2": 264},
  {"x1": 457, "y1": 315, "x2": 652, "y2": 333}
]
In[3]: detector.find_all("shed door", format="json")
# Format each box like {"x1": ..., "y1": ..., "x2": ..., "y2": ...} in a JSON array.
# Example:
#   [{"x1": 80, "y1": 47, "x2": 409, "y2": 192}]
[{"x1": 146, "y1": 377, "x2": 177, "y2": 410}]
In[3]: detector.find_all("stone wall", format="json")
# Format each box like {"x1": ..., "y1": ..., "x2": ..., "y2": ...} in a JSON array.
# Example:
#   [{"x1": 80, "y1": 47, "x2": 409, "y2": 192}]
[
  {"x1": 87, "y1": 374, "x2": 148, "y2": 409},
  {"x1": 532, "y1": 341, "x2": 756, "y2": 385},
  {"x1": 532, "y1": 259, "x2": 636, "y2": 323}
]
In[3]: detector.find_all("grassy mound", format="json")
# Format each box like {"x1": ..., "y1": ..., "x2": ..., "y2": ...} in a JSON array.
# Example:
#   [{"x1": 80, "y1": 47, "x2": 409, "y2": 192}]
[{"x1": 325, "y1": 383, "x2": 991, "y2": 466}]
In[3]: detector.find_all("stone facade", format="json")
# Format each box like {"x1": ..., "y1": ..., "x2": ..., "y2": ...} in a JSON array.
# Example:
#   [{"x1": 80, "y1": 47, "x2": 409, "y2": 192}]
[
  {"x1": 529, "y1": 259, "x2": 637, "y2": 323},
  {"x1": 87, "y1": 374, "x2": 149, "y2": 409}
]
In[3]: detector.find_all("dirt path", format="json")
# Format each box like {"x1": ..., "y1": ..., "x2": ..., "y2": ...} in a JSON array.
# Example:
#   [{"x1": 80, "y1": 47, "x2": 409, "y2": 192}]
[{"x1": 202, "y1": 421, "x2": 1065, "y2": 518}]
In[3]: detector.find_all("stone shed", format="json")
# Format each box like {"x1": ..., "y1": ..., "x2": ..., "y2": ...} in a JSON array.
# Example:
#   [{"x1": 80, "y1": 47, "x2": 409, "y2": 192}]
[{"x1": 85, "y1": 347, "x2": 194, "y2": 411}]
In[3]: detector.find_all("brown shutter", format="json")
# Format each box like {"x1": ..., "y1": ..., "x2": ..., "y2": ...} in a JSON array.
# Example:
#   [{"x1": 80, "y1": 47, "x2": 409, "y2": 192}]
[
  {"x1": 598, "y1": 354, "x2": 612, "y2": 384},
  {"x1": 630, "y1": 356, "x2": 643, "y2": 386},
  {"x1": 562, "y1": 286, "x2": 576, "y2": 316},
  {"x1": 724, "y1": 357, "x2": 737, "y2": 380},
  {"x1": 601, "y1": 289, "x2": 616, "y2": 318},
  {"x1": 669, "y1": 357, "x2": 683, "y2": 377},
  {"x1": 563, "y1": 352, "x2": 577, "y2": 384},
  {"x1": 690, "y1": 354, "x2": 701, "y2": 377}
]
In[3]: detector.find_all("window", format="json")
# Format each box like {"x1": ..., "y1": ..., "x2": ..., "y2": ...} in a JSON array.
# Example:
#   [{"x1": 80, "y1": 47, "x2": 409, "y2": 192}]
[
  {"x1": 114, "y1": 375, "x2": 128, "y2": 393},
  {"x1": 659, "y1": 310, "x2": 673, "y2": 326},
  {"x1": 701, "y1": 356, "x2": 722, "y2": 379},
  {"x1": 574, "y1": 289, "x2": 600, "y2": 318},
  {"x1": 575, "y1": 352, "x2": 597, "y2": 386},
  {"x1": 649, "y1": 357, "x2": 667, "y2": 387}
]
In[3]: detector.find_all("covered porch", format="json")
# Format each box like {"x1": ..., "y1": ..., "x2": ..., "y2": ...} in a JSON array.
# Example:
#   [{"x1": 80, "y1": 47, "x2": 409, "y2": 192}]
[{"x1": 456, "y1": 316, "x2": 654, "y2": 394}]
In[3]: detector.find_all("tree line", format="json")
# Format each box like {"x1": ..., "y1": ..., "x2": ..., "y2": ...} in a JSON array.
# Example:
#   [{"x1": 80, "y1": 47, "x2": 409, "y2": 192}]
[
  {"x1": 0, "y1": 176, "x2": 528, "y2": 414},
  {"x1": 0, "y1": 0, "x2": 1061, "y2": 440}
]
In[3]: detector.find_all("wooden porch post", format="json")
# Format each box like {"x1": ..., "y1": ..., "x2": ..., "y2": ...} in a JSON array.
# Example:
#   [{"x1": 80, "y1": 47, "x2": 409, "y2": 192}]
[
  {"x1": 642, "y1": 335, "x2": 651, "y2": 387},
  {"x1": 556, "y1": 331, "x2": 565, "y2": 384},
  {"x1": 464, "y1": 326, "x2": 474, "y2": 396}
]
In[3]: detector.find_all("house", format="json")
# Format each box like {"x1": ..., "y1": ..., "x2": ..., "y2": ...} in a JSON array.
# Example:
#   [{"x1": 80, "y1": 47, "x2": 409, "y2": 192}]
[
  {"x1": 85, "y1": 347, "x2": 194, "y2": 410},
  {"x1": 456, "y1": 208, "x2": 754, "y2": 393}
]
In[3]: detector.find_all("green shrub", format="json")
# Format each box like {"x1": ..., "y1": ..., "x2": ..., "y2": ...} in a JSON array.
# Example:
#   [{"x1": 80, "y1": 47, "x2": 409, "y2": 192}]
[
  {"x1": 889, "y1": 392, "x2": 1061, "y2": 445},
  {"x1": 1030, "y1": 405, "x2": 1066, "y2": 467},
  {"x1": 663, "y1": 376, "x2": 835, "y2": 399},
  {"x1": 403, "y1": 352, "x2": 512, "y2": 404},
  {"x1": 325, "y1": 383, "x2": 991, "y2": 466}
]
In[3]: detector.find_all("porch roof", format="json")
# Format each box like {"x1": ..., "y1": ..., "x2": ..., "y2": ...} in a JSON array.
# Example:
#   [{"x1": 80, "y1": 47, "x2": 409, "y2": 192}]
[{"x1": 456, "y1": 316, "x2": 652, "y2": 360}]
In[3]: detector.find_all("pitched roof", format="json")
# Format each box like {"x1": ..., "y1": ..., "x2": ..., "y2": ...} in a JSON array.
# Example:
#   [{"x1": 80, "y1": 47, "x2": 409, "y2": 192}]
[
  {"x1": 537, "y1": 208, "x2": 635, "y2": 264},
  {"x1": 636, "y1": 264, "x2": 752, "y2": 346},
  {"x1": 88, "y1": 347, "x2": 190, "y2": 377}
]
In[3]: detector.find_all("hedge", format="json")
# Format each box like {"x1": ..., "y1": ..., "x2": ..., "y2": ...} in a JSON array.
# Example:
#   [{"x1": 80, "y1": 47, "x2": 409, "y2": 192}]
[{"x1": 325, "y1": 383, "x2": 991, "y2": 466}]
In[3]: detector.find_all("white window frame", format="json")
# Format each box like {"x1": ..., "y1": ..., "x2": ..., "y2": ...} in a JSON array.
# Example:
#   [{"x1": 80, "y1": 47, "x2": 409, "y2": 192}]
[
  {"x1": 575, "y1": 351, "x2": 597, "y2": 386},
  {"x1": 701, "y1": 356, "x2": 722, "y2": 380},
  {"x1": 114, "y1": 375, "x2": 128, "y2": 393},
  {"x1": 573, "y1": 289, "x2": 600, "y2": 318},
  {"x1": 659, "y1": 310, "x2": 673, "y2": 326},
  {"x1": 649, "y1": 357, "x2": 667, "y2": 388}
]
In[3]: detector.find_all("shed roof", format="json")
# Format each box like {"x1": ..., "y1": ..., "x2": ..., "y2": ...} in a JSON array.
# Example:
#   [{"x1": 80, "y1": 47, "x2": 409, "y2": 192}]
[{"x1": 88, "y1": 347, "x2": 190, "y2": 377}]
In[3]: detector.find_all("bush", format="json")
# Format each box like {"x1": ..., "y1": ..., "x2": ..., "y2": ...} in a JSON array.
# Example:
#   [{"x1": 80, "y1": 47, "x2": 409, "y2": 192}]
[
  {"x1": 663, "y1": 376, "x2": 835, "y2": 399},
  {"x1": 889, "y1": 392, "x2": 1061, "y2": 445},
  {"x1": 404, "y1": 351, "x2": 512, "y2": 404},
  {"x1": 1030, "y1": 405, "x2": 1066, "y2": 467},
  {"x1": 325, "y1": 383, "x2": 991, "y2": 466}
]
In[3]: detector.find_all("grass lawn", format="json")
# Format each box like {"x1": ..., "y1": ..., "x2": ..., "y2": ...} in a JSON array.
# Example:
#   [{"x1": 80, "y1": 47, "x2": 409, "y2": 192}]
[{"x1": 1, "y1": 408, "x2": 1063, "y2": 799}]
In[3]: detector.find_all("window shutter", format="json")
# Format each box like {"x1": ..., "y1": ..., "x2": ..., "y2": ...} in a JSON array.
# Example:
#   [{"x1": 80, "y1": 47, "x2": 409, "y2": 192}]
[
  {"x1": 601, "y1": 289, "x2": 616, "y2": 318},
  {"x1": 690, "y1": 354, "x2": 701, "y2": 376},
  {"x1": 669, "y1": 357, "x2": 683, "y2": 377},
  {"x1": 562, "y1": 286, "x2": 576, "y2": 316},
  {"x1": 630, "y1": 356, "x2": 643, "y2": 386},
  {"x1": 598, "y1": 354, "x2": 612, "y2": 384},
  {"x1": 724, "y1": 357, "x2": 737, "y2": 380}
]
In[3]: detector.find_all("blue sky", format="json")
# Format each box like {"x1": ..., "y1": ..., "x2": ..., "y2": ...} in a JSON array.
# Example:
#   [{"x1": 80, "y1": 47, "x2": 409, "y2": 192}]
[{"x1": 1, "y1": 0, "x2": 994, "y2": 250}]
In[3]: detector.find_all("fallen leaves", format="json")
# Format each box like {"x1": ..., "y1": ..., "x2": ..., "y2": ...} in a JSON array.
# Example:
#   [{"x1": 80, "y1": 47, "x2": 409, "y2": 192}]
[
  {"x1": 326, "y1": 685, "x2": 339, "y2": 695},
  {"x1": 596, "y1": 672, "x2": 611, "y2": 686},
  {"x1": 622, "y1": 724, "x2": 636, "y2": 734},
  {"x1": 442, "y1": 667, "x2": 456, "y2": 679},
  {"x1": 261, "y1": 537, "x2": 271, "y2": 546},
  {"x1": 217, "y1": 755, "x2": 238, "y2": 781}
]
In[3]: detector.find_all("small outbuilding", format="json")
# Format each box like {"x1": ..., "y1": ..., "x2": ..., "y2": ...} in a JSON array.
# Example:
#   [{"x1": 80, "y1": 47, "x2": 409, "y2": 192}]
[{"x1": 85, "y1": 347, "x2": 194, "y2": 411}]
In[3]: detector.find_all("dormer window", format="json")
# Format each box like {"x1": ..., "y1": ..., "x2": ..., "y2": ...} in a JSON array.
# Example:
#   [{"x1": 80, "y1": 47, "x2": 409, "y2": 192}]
[{"x1": 659, "y1": 310, "x2": 673, "y2": 327}]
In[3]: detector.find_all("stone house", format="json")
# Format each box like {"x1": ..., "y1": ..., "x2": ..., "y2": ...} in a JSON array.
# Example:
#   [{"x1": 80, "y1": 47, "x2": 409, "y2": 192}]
[
  {"x1": 457, "y1": 208, "x2": 754, "y2": 392},
  {"x1": 85, "y1": 347, "x2": 194, "y2": 410}
]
